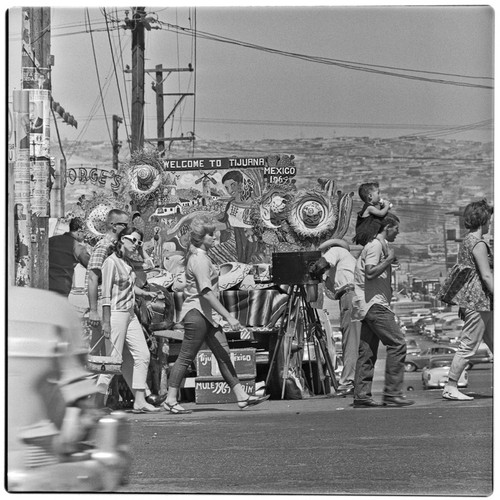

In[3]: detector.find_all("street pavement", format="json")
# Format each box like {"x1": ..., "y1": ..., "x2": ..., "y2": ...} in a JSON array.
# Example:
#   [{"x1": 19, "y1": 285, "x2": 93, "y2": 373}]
[{"x1": 118, "y1": 340, "x2": 493, "y2": 496}]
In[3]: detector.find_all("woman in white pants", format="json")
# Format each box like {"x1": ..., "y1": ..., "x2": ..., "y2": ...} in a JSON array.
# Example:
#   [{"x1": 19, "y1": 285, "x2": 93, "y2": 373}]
[{"x1": 96, "y1": 227, "x2": 161, "y2": 413}]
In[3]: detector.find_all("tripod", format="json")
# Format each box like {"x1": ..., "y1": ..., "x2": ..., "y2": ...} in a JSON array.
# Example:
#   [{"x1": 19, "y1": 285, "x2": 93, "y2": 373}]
[{"x1": 265, "y1": 284, "x2": 339, "y2": 399}]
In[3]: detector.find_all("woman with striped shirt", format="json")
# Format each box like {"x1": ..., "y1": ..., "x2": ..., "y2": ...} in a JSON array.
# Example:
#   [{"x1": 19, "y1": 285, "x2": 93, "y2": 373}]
[{"x1": 96, "y1": 227, "x2": 161, "y2": 413}]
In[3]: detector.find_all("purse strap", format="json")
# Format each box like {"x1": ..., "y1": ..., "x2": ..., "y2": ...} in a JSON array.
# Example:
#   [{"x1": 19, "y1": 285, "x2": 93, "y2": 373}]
[{"x1": 89, "y1": 335, "x2": 122, "y2": 357}]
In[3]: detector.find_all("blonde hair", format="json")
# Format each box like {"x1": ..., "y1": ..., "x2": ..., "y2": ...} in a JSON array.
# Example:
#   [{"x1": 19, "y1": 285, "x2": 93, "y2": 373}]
[{"x1": 186, "y1": 215, "x2": 216, "y2": 260}]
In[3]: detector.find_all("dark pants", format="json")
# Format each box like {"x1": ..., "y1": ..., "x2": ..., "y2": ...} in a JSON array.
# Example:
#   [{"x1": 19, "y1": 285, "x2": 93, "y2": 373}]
[
  {"x1": 354, "y1": 304, "x2": 407, "y2": 401},
  {"x1": 168, "y1": 309, "x2": 240, "y2": 389}
]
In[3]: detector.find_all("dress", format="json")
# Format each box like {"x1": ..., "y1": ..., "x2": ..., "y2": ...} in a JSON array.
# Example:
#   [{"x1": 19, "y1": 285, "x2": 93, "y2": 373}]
[{"x1": 353, "y1": 203, "x2": 383, "y2": 246}]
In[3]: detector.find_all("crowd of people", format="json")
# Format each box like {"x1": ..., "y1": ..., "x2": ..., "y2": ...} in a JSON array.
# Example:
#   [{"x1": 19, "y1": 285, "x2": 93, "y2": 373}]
[{"x1": 47, "y1": 183, "x2": 493, "y2": 412}]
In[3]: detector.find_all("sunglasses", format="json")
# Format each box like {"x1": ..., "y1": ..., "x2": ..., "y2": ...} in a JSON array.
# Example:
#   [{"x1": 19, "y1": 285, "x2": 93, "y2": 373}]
[{"x1": 123, "y1": 235, "x2": 143, "y2": 247}]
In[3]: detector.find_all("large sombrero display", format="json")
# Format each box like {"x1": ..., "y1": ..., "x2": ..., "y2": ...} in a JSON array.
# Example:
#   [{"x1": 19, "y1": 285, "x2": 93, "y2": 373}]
[{"x1": 121, "y1": 148, "x2": 164, "y2": 207}]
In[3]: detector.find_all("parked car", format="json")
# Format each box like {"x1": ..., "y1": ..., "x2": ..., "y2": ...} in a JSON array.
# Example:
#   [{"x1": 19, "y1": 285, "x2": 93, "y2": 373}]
[
  {"x1": 405, "y1": 338, "x2": 421, "y2": 355},
  {"x1": 422, "y1": 356, "x2": 468, "y2": 389},
  {"x1": 434, "y1": 314, "x2": 463, "y2": 333},
  {"x1": 404, "y1": 343, "x2": 493, "y2": 372},
  {"x1": 409, "y1": 308, "x2": 433, "y2": 323},
  {"x1": 7, "y1": 286, "x2": 131, "y2": 492},
  {"x1": 414, "y1": 317, "x2": 436, "y2": 335}
]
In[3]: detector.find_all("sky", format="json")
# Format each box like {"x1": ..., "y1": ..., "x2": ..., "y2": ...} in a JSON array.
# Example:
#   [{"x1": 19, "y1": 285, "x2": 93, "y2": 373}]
[{"x1": 5, "y1": 2, "x2": 495, "y2": 148}]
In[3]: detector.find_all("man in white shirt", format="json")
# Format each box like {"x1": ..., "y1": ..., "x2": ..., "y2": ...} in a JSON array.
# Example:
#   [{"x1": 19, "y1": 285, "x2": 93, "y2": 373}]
[
  {"x1": 351, "y1": 213, "x2": 414, "y2": 408},
  {"x1": 316, "y1": 239, "x2": 361, "y2": 397}
]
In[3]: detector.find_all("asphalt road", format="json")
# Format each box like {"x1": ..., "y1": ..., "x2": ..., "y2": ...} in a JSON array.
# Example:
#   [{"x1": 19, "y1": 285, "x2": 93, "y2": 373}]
[{"x1": 118, "y1": 337, "x2": 493, "y2": 496}]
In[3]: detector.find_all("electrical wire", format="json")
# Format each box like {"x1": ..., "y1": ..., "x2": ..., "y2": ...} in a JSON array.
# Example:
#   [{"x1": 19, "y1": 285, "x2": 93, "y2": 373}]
[
  {"x1": 85, "y1": 8, "x2": 112, "y2": 145},
  {"x1": 158, "y1": 21, "x2": 493, "y2": 89},
  {"x1": 103, "y1": 7, "x2": 131, "y2": 154}
]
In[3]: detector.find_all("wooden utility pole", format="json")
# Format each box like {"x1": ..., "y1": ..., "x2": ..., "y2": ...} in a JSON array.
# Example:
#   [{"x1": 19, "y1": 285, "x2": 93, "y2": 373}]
[
  {"x1": 27, "y1": 7, "x2": 51, "y2": 289},
  {"x1": 155, "y1": 64, "x2": 165, "y2": 152},
  {"x1": 130, "y1": 7, "x2": 146, "y2": 152},
  {"x1": 112, "y1": 114, "x2": 123, "y2": 169},
  {"x1": 13, "y1": 7, "x2": 51, "y2": 288}
]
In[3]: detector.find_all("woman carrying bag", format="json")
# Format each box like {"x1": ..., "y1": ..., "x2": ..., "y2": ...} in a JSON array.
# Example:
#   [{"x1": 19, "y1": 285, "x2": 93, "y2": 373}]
[
  {"x1": 162, "y1": 215, "x2": 269, "y2": 414},
  {"x1": 96, "y1": 227, "x2": 161, "y2": 413},
  {"x1": 442, "y1": 199, "x2": 493, "y2": 401}
]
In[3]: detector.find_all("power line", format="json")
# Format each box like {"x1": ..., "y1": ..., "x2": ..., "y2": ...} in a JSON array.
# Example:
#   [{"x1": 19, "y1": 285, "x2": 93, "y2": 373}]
[
  {"x1": 158, "y1": 21, "x2": 493, "y2": 89},
  {"x1": 85, "y1": 9, "x2": 112, "y2": 145}
]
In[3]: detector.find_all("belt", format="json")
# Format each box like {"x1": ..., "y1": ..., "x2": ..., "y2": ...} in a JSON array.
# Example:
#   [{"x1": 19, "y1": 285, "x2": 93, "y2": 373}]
[{"x1": 334, "y1": 284, "x2": 355, "y2": 300}]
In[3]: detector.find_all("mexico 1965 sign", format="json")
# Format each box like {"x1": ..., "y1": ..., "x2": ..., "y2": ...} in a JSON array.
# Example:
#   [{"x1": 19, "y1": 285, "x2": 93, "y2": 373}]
[{"x1": 163, "y1": 156, "x2": 296, "y2": 184}]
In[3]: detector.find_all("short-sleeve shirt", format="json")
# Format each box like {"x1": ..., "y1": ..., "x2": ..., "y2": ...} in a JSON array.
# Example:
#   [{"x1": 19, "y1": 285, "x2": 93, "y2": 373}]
[
  {"x1": 100, "y1": 253, "x2": 136, "y2": 311},
  {"x1": 180, "y1": 247, "x2": 222, "y2": 326},
  {"x1": 352, "y1": 238, "x2": 392, "y2": 320},
  {"x1": 322, "y1": 246, "x2": 356, "y2": 291},
  {"x1": 86, "y1": 235, "x2": 117, "y2": 292}
]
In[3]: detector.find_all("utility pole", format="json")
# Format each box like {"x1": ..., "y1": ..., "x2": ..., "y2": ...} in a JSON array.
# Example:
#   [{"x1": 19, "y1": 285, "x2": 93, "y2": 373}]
[
  {"x1": 13, "y1": 7, "x2": 51, "y2": 288},
  {"x1": 123, "y1": 9, "x2": 195, "y2": 153},
  {"x1": 130, "y1": 7, "x2": 146, "y2": 152},
  {"x1": 112, "y1": 114, "x2": 123, "y2": 169},
  {"x1": 149, "y1": 64, "x2": 195, "y2": 148},
  {"x1": 154, "y1": 64, "x2": 165, "y2": 152},
  {"x1": 443, "y1": 220, "x2": 449, "y2": 273}
]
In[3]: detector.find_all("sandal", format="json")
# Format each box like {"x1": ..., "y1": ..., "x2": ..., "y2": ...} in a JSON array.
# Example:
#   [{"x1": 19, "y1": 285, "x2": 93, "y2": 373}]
[
  {"x1": 237, "y1": 394, "x2": 270, "y2": 410},
  {"x1": 131, "y1": 406, "x2": 162, "y2": 414},
  {"x1": 163, "y1": 402, "x2": 192, "y2": 414}
]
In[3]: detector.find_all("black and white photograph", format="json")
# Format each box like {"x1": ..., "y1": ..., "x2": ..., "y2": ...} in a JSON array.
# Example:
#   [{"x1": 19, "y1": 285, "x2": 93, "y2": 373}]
[{"x1": 5, "y1": 2, "x2": 494, "y2": 495}]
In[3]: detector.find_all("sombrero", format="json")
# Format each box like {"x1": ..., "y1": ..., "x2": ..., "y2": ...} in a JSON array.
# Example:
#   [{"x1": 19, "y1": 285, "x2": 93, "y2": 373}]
[{"x1": 218, "y1": 262, "x2": 252, "y2": 291}]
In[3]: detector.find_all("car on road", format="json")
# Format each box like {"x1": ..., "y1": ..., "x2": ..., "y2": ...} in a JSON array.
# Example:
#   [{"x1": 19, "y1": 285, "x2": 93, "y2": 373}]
[
  {"x1": 422, "y1": 356, "x2": 468, "y2": 389},
  {"x1": 404, "y1": 343, "x2": 493, "y2": 372},
  {"x1": 8, "y1": 286, "x2": 131, "y2": 492}
]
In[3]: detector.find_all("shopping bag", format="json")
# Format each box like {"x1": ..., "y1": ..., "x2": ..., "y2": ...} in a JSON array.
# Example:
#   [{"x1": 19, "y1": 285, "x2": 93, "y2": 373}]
[
  {"x1": 87, "y1": 335, "x2": 123, "y2": 374},
  {"x1": 437, "y1": 264, "x2": 474, "y2": 305}
]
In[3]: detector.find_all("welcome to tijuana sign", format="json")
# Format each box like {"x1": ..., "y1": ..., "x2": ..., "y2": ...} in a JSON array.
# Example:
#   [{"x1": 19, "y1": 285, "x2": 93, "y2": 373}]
[
  {"x1": 66, "y1": 156, "x2": 296, "y2": 190},
  {"x1": 163, "y1": 156, "x2": 296, "y2": 184}
]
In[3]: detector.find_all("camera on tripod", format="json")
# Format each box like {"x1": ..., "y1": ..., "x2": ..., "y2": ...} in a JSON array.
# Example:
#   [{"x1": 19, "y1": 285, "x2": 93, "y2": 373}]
[{"x1": 271, "y1": 251, "x2": 322, "y2": 285}]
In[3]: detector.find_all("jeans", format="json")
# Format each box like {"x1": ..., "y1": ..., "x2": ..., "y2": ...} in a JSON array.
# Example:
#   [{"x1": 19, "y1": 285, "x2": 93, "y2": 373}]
[
  {"x1": 169, "y1": 309, "x2": 240, "y2": 389},
  {"x1": 338, "y1": 291, "x2": 361, "y2": 389},
  {"x1": 448, "y1": 309, "x2": 493, "y2": 382},
  {"x1": 354, "y1": 304, "x2": 407, "y2": 400}
]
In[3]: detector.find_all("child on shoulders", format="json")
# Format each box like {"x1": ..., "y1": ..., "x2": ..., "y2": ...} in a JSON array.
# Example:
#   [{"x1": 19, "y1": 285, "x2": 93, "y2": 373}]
[{"x1": 353, "y1": 182, "x2": 392, "y2": 250}]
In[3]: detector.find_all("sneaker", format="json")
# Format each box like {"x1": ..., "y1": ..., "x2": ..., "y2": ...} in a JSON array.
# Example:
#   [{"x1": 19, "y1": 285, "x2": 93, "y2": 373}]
[{"x1": 442, "y1": 388, "x2": 474, "y2": 401}]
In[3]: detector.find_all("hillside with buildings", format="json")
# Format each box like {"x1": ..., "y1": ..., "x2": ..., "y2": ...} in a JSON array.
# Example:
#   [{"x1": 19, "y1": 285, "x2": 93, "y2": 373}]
[{"x1": 59, "y1": 135, "x2": 493, "y2": 262}]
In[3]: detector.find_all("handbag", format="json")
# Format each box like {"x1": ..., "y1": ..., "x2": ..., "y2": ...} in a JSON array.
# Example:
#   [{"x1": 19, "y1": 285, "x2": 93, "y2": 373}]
[
  {"x1": 87, "y1": 335, "x2": 123, "y2": 374},
  {"x1": 437, "y1": 264, "x2": 474, "y2": 305}
]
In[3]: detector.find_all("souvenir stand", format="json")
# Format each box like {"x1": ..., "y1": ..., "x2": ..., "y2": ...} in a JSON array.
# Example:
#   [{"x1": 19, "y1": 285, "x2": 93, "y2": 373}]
[{"x1": 68, "y1": 148, "x2": 354, "y2": 403}]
